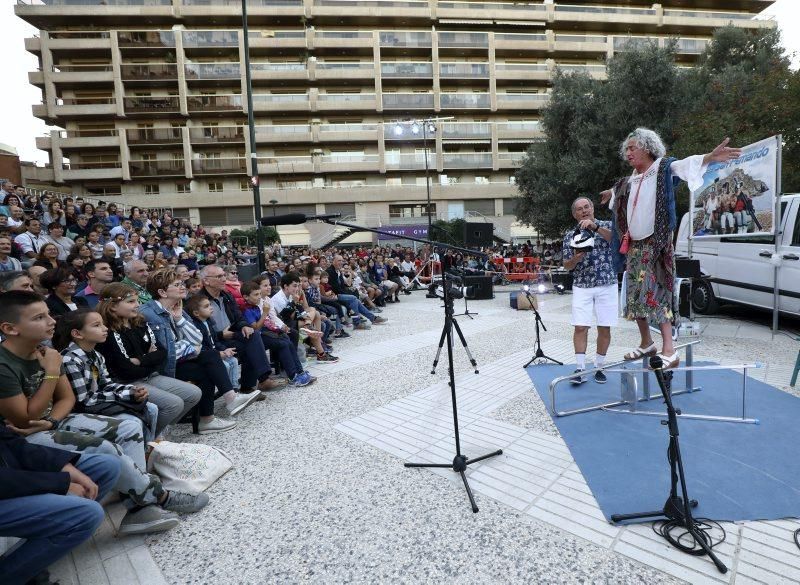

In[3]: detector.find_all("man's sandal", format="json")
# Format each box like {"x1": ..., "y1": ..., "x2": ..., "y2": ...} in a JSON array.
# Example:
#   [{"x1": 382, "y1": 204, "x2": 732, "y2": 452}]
[
  {"x1": 653, "y1": 352, "x2": 680, "y2": 370},
  {"x1": 623, "y1": 342, "x2": 658, "y2": 361}
]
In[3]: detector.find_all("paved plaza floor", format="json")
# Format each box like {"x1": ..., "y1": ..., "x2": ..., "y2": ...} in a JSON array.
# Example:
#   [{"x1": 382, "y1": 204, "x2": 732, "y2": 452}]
[{"x1": 6, "y1": 287, "x2": 800, "y2": 584}]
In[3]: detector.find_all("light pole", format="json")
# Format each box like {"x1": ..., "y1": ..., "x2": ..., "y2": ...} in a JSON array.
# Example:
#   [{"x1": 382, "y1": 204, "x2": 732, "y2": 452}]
[
  {"x1": 269, "y1": 199, "x2": 278, "y2": 216},
  {"x1": 241, "y1": 0, "x2": 264, "y2": 272}
]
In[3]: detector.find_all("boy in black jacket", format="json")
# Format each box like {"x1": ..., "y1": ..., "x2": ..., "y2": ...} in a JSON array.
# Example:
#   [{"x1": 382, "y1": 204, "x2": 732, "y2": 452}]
[{"x1": 0, "y1": 425, "x2": 121, "y2": 585}]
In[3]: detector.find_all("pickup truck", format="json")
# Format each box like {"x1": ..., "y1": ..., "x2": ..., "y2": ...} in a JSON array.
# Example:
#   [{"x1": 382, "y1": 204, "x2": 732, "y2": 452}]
[{"x1": 675, "y1": 193, "x2": 800, "y2": 316}]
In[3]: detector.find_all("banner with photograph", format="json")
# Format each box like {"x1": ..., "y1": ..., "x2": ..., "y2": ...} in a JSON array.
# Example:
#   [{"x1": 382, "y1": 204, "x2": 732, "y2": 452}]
[{"x1": 689, "y1": 135, "x2": 780, "y2": 239}]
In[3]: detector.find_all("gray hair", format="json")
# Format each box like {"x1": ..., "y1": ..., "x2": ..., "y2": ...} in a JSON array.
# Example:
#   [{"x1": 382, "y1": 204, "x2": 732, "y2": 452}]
[
  {"x1": 0, "y1": 270, "x2": 29, "y2": 292},
  {"x1": 619, "y1": 127, "x2": 667, "y2": 160},
  {"x1": 571, "y1": 197, "x2": 593, "y2": 214}
]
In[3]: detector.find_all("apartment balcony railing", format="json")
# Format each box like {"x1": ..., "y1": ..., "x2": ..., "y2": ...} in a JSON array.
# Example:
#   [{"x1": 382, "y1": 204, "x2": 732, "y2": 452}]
[
  {"x1": 494, "y1": 32, "x2": 548, "y2": 51},
  {"x1": 318, "y1": 153, "x2": 380, "y2": 171},
  {"x1": 191, "y1": 157, "x2": 247, "y2": 174},
  {"x1": 613, "y1": 36, "x2": 659, "y2": 51},
  {"x1": 58, "y1": 129, "x2": 118, "y2": 138},
  {"x1": 28, "y1": 0, "x2": 171, "y2": 5},
  {"x1": 441, "y1": 122, "x2": 491, "y2": 139},
  {"x1": 381, "y1": 62, "x2": 432, "y2": 78},
  {"x1": 117, "y1": 31, "x2": 175, "y2": 47},
  {"x1": 63, "y1": 161, "x2": 121, "y2": 170},
  {"x1": 182, "y1": 31, "x2": 239, "y2": 47},
  {"x1": 554, "y1": 4, "x2": 656, "y2": 16},
  {"x1": 319, "y1": 153, "x2": 379, "y2": 163},
  {"x1": 379, "y1": 31, "x2": 432, "y2": 48},
  {"x1": 123, "y1": 96, "x2": 180, "y2": 112},
  {"x1": 317, "y1": 93, "x2": 376, "y2": 106},
  {"x1": 497, "y1": 152, "x2": 526, "y2": 165},
  {"x1": 258, "y1": 155, "x2": 314, "y2": 173},
  {"x1": 495, "y1": 32, "x2": 546, "y2": 42},
  {"x1": 556, "y1": 64, "x2": 607, "y2": 76},
  {"x1": 189, "y1": 126, "x2": 245, "y2": 142},
  {"x1": 50, "y1": 31, "x2": 110, "y2": 39},
  {"x1": 252, "y1": 93, "x2": 309, "y2": 109},
  {"x1": 384, "y1": 153, "x2": 434, "y2": 170},
  {"x1": 184, "y1": 63, "x2": 241, "y2": 80},
  {"x1": 120, "y1": 63, "x2": 178, "y2": 80},
  {"x1": 438, "y1": 1, "x2": 545, "y2": 11},
  {"x1": 182, "y1": 0, "x2": 301, "y2": 5},
  {"x1": 126, "y1": 128, "x2": 183, "y2": 144},
  {"x1": 663, "y1": 9, "x2": 754, "y2": 21},
  {"x1": 251, "y1": 63, "x2": 306, "y2": 72},
  {"x1": 675, "y1": 38, "x2": 711, "y2": 54},
  {"x1": 186, "y1": 94, "x2": 243, "y2": 111},
  {"x1": 316, "y1": 62, "x2": 374, "y2": 73},
  {"x1": 315, "y1": 0, "x2": 427, "y2": 8},
  {"x1": 53, "y1": 64, "x2": 113, "y2": 73},
  {"x1": 255, "y1": 125, "x2": 312, "y2": 142},
  {"x1": 554, "y1": 34, "x2": 608, "y2": 44},
  {"x1": 439, "y1": 62, "x2": 489, "y2": 78},
  {"x1": 442, "y1": 153, "x2": 492, "y2": 168},
  {"x1": 129, "y1": 160, "x2": 185, "y2": 176},
  {"x1": 440, "y1": 93, "x2": 490, "y2": 109},
  {"x1": 381, "y1": 93, "x2": 433, "y2": 109},
  {"x1": 320, "y1": 123, "x2": 378, "y2": 141},
  {"x1": 495, "y1": 63, "x2": 548, "y2": 75},
  {"x1": 248, "y1": 30, "x2": 305, "y2": 40},
  {"x1": 438, "y1": 32, "x2": 489, "y2": 49},
  {"x1": 315, "y1": 31, "x2": 372, "y2": 40},
  {"x1": 497, "y1": 121, "x2": 541, "y2": 134},
  {"x1": 496, "y1": 93, "x2": 549, "y2": 107}
]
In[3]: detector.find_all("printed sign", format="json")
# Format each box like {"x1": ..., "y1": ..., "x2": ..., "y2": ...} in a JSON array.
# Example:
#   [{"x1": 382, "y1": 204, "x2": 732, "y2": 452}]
[
  {"x1": 378, "y1": 225, "x2": 429, "y2": 240},
  {"x1": 690, "y1": 135, "x2": 779, "y2": 239}
]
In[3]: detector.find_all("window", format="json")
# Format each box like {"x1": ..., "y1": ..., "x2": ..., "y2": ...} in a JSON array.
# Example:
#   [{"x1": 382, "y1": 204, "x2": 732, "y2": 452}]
[
  {"x1": 209, "y1": 181, "x2": 223, "y2": 192},
  {"x1": 475, "y1": 176, "x2": 489, "y2": 184},
  {"x1": 176, "y1": 182, "x2": 191, "y2": 194},
  {"x1": 386, "y1": 177, "x2": 402, "y2": 187},
  {"x1": 464, "y1": 198, "x2": 494, "y2": 216},
  {"x1": 389, "y1": 203, "x2": 435, "y2": 219},
  {"x1": 239, "y1": 179, "x2": 250, "y2": 191},
  {"x1": 325, "y1": 203, "x2": 356, "y2": 217},
  {"x1": 144, "y1": 184, "x2": 159, "y2": 195},
  {"x1": 502, "y1": 198, "x2": 519, "y2": 216}
]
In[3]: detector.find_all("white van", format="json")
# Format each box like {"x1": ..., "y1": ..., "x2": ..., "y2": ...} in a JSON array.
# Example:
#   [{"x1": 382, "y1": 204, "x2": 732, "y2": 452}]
[{"x1": 675, "y1": 193, "x2": 800, "y2": 316}]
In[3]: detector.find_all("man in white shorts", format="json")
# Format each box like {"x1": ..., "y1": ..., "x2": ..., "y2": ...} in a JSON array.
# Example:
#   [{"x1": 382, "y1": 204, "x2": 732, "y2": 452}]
[{"x1": 562, "y1": 197, "x2": 618, "y2": 385}]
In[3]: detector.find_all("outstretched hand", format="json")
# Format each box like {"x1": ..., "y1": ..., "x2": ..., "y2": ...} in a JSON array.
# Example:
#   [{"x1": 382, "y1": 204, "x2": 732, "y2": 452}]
[{"x1": 706, "y1": 138, "x2": 743, "y2": 165}]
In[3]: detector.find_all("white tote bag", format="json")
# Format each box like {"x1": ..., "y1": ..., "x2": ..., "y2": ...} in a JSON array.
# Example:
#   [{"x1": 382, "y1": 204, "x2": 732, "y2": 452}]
[{"x1": 146, "y1": 441, "x2": 233, "y2": 495}]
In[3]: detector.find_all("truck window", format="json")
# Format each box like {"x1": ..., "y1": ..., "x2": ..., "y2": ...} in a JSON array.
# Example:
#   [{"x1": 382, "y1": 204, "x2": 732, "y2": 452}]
[{"x1": 792, "y1": 210, "x2": 800, "y2": 247}]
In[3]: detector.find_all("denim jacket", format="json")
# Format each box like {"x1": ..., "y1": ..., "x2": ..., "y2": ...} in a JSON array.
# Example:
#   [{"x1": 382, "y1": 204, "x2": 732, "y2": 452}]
[{"x1": 139, "y1": 300, "x2": 202, "y2": 378}]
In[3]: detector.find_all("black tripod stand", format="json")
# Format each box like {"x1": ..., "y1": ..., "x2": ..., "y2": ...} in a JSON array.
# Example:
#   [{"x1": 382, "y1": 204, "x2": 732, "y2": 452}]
[
  {"x1": 522, "y1": 290, "x2": 563, "y2": 368},
  {"x1": 610, "y1": 356, "x2": 727, "y2": 574},
  {"x1": 453, "y1": 290, "x2": 478, "y2": 319},
  {"x1": 406, "y1": 275, "x2": 502, "y2": 513}
]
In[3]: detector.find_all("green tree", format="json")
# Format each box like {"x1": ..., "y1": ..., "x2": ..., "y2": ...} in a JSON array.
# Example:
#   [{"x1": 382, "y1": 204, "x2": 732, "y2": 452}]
[
  {"x1": 430, "y1": 218, "x2": 465, "y2": 246},
  {"x1": 228, "y1": 226, "x2": 280, "y2": 246}
]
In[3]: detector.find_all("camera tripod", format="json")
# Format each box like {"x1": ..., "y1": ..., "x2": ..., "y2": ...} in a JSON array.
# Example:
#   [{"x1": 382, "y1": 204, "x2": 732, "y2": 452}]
[
  {"x1": 522, "y1": 290, "x2": 562, "y2": 368},
  {"x1": 405, "y1": 275, "x2": 502, "y2": 513},
  {"x1": 610, "y1": 356, "x2": 727, "y2": 574}
]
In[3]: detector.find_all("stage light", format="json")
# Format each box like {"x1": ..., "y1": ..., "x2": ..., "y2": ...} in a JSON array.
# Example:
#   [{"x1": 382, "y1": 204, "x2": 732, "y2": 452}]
[
  {"x1": 554, "y1": 284, "x2": 565, "y2": 295},
  {"x1": 411, "y1": 123, "x2": 420, "y2": 135},
  {"x1": 537, "y1": 284, "x2": 547, "y2": 294},
  {"x1": 522, "y1": 284, "x2": 530, "y2": 292},
  {"x1": 427, "y1": 123, "x2": 436, "y2": 134},
  {"x1": 394, "y1": 124, "x2": 404, "y2": 136}
]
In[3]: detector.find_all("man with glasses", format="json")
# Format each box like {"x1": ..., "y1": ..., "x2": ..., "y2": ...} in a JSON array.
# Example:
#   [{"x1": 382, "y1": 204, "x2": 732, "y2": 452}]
[{"x1": 199, "y1": 265, "x2": 281, "y2": 396}]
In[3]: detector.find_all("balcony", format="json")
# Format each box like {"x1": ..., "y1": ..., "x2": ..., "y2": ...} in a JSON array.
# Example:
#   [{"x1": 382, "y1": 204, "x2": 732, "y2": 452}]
[
  {"x1": 437, "y1": 1, "x2": 547, "y2": 19},
  {"x1": 379, "y1": 31, "x2": 431, "y2": 49},
  {"x1": 442, "y1": 153, "x2": 492, "y2": 169},
  {"x1": 497, "y1": 121, "x2": 542, "y2": 140},
  {"x1": 381, "y1": 93, "x2": 433, "y2": 109},
  {"x1": 117, "y1": 30, "x2": 175, "y2": 48},
  {"x1": 314, "y1": 0, "x2": 429, "y2": 18},
  {"x1": 318, "y1": 153, "x2": 380, "y2": 173},
  {"x1": 129, "y1": 159, "x2": 186, "y2": 177},
  {"x1": 314, "y1": 30, "x2": 373, "y2": 49},
  {"x1": 51, "y1": 63, "x2": 114, "y2": 84},
  {"x1": 258, "y1": 155, "x2": 314, "y2": 174},
  {"x1": 381, "y1": 62, "x2": 432, "y2": 79},
  {"x1": 16, "y1": 0, "x2": 174, "y2": 29},
  {"x1": 438, "y1": 32, "x2": 488, "y2": 49},
  {"x1": 126, "y1": 127, "x2": 183, "y2": 146},
  {"x1": 675, "y1": 38, "x2": 711, "y2": 55},
  {"x1": 255, "y1": 124, "x2": 313, "y2": 143},
  {"x1": 316, "y1": 93, "x2": 376, "y2": 111},
  {"x1": 553, "y1": 34, "x2": 609, "y2": 55},
  {"x1": 440, "y1": 93, "x2": 490, "y2": 109},
  {"x1": 319, "y1": 123, "x2": 378, "y2": 142},
  {"x1": 439, "y1": 62, "x2": 489, "y2": 79},
  {"x1": 247, "y1": 30, "x2": 306, "y2": 50},
  {"x1": 496, "y1": 93, "x2": 549, "y2": 110},
  {"x1": 179, "y1": 0, "x2": 304, "y2": 21},
  {"x1": 184, "y1": 62, "x2": 241, "y2": 80},
  {"x1": 554, "y1": 4, "x2": 658, "y2": 29},
  {"x1": 251, "y1": 93, "x2": 308, "y2": 111},
  {"x1": 612, "y1": 36, "x2": 661, "y2": 52},
  {"x1": 182, "y1": 30, "x2": 239, "y2": 48},
  {"x1": 191, "y1": 157, "x2": 247, "y2": 174},
  {"x1": 61, "y1": 160, "x2": 123, "y2": 181},
  {"x1": 251, "y1": 62, "x2": 308, "y2": 81},
  {"x1": 441, "y1": 122, "x2": 490, "y2": 140},
  {"x1": 495, "y1": 62, "x2": 550, "y2": 82},
  {"x1": 44, "y1": 129, "x2": 120, "y2": 150},
  {"x1": 189, "y1": 126, "x2": 245, "y2": 144},
  {"x1": 555, "y1": 63, "x2": 607, "y2": 80},
  {"x1": 42, "y1": 31, "x2": 111, "y2": 52},
  {"x1": 49, "y1": 97, "x2": 117, "y2": 119},
  {"x1": 186, "y1": 94, "x2": 243, "y2": 113},
  {"x1": 663, "y1": 9, "x2": 764, "y2": 32},
  {"x1": 497, "y1": 152, "x2": 526, "y2": 168},
  {"x1": 123, "y1": 96, "x2": 180, "y2": 114},
  {"x1": 494, "y1": 32, "x2": 547, "y2": 53},
  {"x1": 315, "y1": 62, "x2": 374, "y2": 80},
  {"x1": 120, "y1": 63, "x2": 178, "y2": 81},
  {"x1": 384, "y1": 153, "x2": 434, "y2": 171}
]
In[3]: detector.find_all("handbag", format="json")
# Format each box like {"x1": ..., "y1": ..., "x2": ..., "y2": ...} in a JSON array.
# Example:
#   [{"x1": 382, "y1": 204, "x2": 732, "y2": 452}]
[
  {"x1": 79, "y1": 398, "x2": 150, "y2": 426},
  {"x1": 146, "y1": 440, "x2": 233, "y2": 495}
]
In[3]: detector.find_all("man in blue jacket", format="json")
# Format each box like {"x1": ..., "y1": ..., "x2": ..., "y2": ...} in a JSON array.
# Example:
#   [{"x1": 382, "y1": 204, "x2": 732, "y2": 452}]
[{"x1": 0, "y1": 425, "x2": 121, "y2": 585}]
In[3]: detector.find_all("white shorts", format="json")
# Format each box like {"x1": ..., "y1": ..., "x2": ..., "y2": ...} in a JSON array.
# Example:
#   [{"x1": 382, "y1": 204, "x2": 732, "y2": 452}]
[{"x1": 571, "y1": 284, "x2": 619, "y2": 327}]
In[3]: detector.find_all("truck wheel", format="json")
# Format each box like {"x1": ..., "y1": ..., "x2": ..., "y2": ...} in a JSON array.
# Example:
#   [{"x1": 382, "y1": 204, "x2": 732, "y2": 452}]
[{"x1": 692, "y1": 280, "x2": 719, "y2": 315}]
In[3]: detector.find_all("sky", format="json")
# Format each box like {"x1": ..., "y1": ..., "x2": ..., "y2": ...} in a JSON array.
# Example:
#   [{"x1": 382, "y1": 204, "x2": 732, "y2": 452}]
[{"x1": 0, "y1": 0, "x2": 798, "y2": 165}]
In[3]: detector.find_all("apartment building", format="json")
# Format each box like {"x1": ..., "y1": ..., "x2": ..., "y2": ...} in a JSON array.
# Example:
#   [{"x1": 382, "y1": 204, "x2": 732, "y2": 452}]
[{"x1": 16, "y1": 0, "x2": 774, "y2": 243}]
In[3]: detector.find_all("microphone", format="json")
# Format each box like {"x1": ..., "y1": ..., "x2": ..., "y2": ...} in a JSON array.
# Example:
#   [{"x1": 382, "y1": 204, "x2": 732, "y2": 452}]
[{"x1": 259, "y1": 213, "x2": 341, "y2": 226}]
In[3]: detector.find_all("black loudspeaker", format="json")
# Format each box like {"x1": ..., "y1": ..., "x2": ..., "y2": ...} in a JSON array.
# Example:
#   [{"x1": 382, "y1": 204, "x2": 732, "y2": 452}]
[
  {"x1": 676, "y1": 258, "x2": 701, "y2": 279},
  {"x1": 463, "y1": 222, "x2": 494, "y2": 247},
  {"x1": 678, "y1": 280, "x2": 692, "y2": 318},
  {"x1": 237, "y1": 263, "x2": 260, "y2": 282},
  {"x1": 465, "y1": 275, "x2": 494, "y2": 300}
]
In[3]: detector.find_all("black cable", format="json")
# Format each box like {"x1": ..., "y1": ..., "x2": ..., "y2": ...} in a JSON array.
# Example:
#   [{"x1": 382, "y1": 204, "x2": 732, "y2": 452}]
[
  {"x1": 794, "y1": 527, "x2": 800, "y2": 550},
  {"x1": 651, "y1": 517, "x2": 727, "y2": 555}
]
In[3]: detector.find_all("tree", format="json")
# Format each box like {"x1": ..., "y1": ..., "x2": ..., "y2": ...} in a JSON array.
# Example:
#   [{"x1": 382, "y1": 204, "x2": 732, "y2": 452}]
[{"x1": 228, "y1": 226, "x2": 279, "y2": 247}]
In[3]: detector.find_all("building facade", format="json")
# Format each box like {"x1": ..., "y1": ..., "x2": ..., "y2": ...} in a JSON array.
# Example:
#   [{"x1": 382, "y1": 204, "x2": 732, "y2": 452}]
[{"x1": 16, "y1": 0, "x2": 774, "y2": 243}]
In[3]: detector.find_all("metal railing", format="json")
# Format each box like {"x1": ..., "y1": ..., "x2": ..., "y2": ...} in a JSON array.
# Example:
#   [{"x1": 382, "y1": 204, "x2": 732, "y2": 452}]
[
  {"x1": 49, "y1": 31, "x2": 110, "y2": 39},
  {"x1": 126, "y1": 128, "x2": 183, "y2": 142},
  {"x1": 57, "y1": 128, "x2": 119, "y2": 138},
  {"x1": 554, "y1": 34, "x2": 608, "y2": 44},
  {"x1": 442, "y1": 153, "x2": 492, "y2": 168},
  {"x1": 379, "y1": 31, "x2": 432, "y2": 48},
  {"x1": 53, "y1": 64, "x2": 113, "y2": 72},
  {"x1": 58, "y1": 97, "x2": 115, "y2": 105},
  {"x1": 120, "y1": 63, "x2": 178, "y2": 79},
  {"x1": 440, "y1": 122, "x2": 491, "y2": 139},
  {"x1": 190, "y1": 126, "x2": 245, "y2": 141},
  {"x1": 439, "y1": 62, "x2": 489, "y2": 78},
  {"x1": 123, "y1": 96, "x2": 180, "y2": 111},
  {"x1": 438, "y1": 31, "x2": 489, "y2": 48},
  {"x1": 191, "y1": 158, "x2": 247, "y2": 172},
  {"x1": 252, "y1": 93, "x2": 307, "y2": 103},
  {"x1": 555, "y1": 4, "x2": 655, "y2": 16},
  {"x1": 186, "y1": 94, "x2": 243, "y2": 110},
  {"x1": 184, "y1": 63, "x2": 240, "y2": 79},
  {"x1": 316, "y1": 31, "x2": 372, "y2": 40},
  {"x1": 381, "y1": 62, "x2": 433, "y2": 77},
  {"x1": 256, "y1": 124, "x2": 312, "y2": 135},
  {"x1": 63, "y1": 161, "x2": 121, "y2": 170},
  {"x1": 129, "y1": 160, "x2": 185, "y2": 175},
  {"x1": 117, "y1": 31, "x2": 175, "y2": 47},
  {"x1": 320, "y1": 123, "x2": 377, "y2": 133},
  {"x1": 440, "y1": 93, "x2": 490, "y2": 108},
  {"x1": 382, "y1": 93, "x2": 434, "y2": 108},
  {"x1": 317, "y1": 93, "x2": 375, "y2": 102},
  {"x1": 182, "y1": 31, "x2": 239, "y2": 46},
  {"x1": 316, "y1": 62, "x2": 374, "y2": 71}
]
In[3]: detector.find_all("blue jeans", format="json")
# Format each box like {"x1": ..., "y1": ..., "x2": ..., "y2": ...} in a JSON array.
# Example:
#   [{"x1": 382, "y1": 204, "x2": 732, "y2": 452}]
[
  {"x1": 0, "y1": 453, "x2": 121, "y2": 585},
  {"x1": 337, "y1": 293, "x2": 375, "y2": 322},
  {"x1": 261, "y1": 332, "x2": 303, "y2": 379}
]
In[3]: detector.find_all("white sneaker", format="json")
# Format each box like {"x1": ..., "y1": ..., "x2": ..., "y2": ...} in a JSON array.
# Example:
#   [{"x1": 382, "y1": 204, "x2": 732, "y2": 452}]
[
  {"x1": 226, "y1": 391, "x2": 260, "y2": 416},
  {"x1": 198, "y1": 417, "x2": 237, "y2": 435}
]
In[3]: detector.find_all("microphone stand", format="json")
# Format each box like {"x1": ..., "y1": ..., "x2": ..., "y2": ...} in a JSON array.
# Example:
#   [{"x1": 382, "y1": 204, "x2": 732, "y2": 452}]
[
  {"x1": 610, "y1": 356, "x2": 727, "y2": 574},
  {"x1": 316, "y1": 218, "x2": 501, "y2": 512},
  {"x1": 522, "y1": 289, "x2": 562, "y2": 367}
]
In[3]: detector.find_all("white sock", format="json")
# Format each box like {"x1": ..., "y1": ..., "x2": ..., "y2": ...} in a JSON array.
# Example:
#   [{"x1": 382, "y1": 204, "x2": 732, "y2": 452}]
[
  {"x1": 575, "y1": 353, "x2": 586, "y2": 369},
  {"x1": 222, "y1": 390, "x2": 237, "y2": 404},
  {"x1": 595, "y1": 354, "x2": 606, "y2": 368}
]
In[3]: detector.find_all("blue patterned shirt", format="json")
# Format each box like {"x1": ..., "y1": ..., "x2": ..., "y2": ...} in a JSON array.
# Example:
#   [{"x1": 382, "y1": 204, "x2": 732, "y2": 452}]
[{"x1": 562, "y1": 220, "x2": 616, "y2": 288}]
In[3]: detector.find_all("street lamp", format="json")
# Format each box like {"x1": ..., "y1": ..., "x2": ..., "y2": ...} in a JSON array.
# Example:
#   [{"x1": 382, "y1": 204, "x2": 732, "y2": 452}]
[{"x1": 269, "y1": 199, "x2": 278, "y2": 216}]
